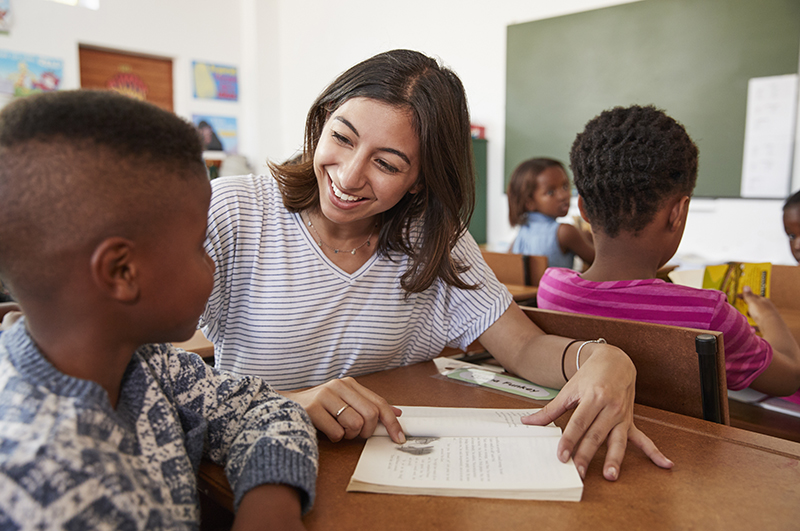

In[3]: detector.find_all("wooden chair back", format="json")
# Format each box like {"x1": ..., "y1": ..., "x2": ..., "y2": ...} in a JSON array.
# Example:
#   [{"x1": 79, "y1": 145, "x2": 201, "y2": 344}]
[
  {"x1": 525, "y1": 255, "x2": 548, "y2": 286},
  {"x1": 481, "y1": 251, "x2": 548, "y2": 286},
  {"x1": 481, "y1": 250, "x2": 526, "y2": 284},
  {"x1": 770, "y1": 265, "x2": 800, "y2": 309},
  {"x1": 522, "y1": 308, "x2": 729, "y2": 424}
]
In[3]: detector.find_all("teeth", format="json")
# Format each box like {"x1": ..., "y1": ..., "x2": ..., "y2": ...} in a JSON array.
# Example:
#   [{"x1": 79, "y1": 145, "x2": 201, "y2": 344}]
[{"x1": 331, "y1": 181, "x2": 362, "y2": 202}]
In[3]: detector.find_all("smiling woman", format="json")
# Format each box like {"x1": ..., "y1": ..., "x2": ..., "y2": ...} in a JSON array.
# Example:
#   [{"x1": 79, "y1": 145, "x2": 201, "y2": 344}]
[{"x1": 200, "y1": 49, "x2": 673, "y2": 483}]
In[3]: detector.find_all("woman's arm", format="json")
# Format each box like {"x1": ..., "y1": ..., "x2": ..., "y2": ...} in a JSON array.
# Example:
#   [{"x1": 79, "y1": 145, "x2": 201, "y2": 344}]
[
  {"x1": 0, "y1": 302, "x2": 21, "y2": 331},
  {"x1": 479, "y1": 302, "x2": 673, "y2": 480}
]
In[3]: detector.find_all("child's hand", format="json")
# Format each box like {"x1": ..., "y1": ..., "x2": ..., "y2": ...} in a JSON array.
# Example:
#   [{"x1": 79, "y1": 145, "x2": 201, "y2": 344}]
[
  {"x1": 282, "y1": 378, "x2": 406, "y2": 444},
  {"x1": 233, "y1": 484, "x2": 306, "y2": 531},
  {"x1": 740, "y1": 285, "x2": 780, "y2": 325}
]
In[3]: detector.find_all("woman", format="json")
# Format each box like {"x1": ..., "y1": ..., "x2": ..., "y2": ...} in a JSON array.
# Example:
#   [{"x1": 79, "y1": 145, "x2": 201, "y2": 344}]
[{"x1": 201, "y1": 49, "x2": 671, "y2": 480}]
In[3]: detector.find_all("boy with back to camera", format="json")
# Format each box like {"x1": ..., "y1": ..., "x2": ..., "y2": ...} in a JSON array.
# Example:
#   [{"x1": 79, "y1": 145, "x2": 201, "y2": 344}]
[
  {"x1": 0, "y1": 90, "x2": 317, "y2": 529},
  {"x1": 537, "y1": 104, "x2": 800, "y2": 399}
]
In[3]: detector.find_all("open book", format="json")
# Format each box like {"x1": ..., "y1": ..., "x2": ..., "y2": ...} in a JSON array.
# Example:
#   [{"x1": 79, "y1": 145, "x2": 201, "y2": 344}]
[{"x1": 346, "y1": 406, "x2": 583, "y2": 502}]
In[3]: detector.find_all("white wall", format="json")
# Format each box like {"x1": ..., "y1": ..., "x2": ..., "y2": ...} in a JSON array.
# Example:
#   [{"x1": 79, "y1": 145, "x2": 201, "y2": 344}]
[
  {"x1": 1, "y1": 0, "x2": 251, "y2": 154},
  {"x1": 3, "y1": 0, "x2": 796, "y2": 267}
]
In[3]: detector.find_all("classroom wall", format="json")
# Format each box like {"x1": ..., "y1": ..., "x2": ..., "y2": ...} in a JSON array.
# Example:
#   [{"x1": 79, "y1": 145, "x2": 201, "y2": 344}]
[
  {"x1": 5, "y1": 0, "x2": 796, "y2": 267},
  {"x1": 0, "y1": 0, "x2": 264, "y2": 159}
]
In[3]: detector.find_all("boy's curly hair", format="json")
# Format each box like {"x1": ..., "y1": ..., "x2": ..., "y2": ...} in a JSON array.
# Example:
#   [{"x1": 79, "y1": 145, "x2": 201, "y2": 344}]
[{"x1": 570, "y1": 105, "x2": 698, "y2": 237}]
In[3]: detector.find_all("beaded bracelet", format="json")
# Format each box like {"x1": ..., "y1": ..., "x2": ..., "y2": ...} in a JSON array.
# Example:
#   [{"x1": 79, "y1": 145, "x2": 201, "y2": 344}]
[
  {"x1": 576, "y1": 338, "x2": 607, "y2": 373},
  {"x1": 561, "y1": 339, "x2": 582, "y2": 382}
]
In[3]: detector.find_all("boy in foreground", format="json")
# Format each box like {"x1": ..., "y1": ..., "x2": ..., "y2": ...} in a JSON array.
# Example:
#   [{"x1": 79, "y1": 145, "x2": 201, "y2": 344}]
[{"x1": 0, "y1": 90, "x2": 317, "y2": 529}]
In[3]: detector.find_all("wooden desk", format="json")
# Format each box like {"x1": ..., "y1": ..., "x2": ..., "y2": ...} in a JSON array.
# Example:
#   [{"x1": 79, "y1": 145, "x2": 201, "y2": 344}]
[
  {"x1": 504, "y1": 283, "x2": 538, "y2": 304},
  {"x1": 198, "y1": 361, "x2": 800, "y2": 530},
  {"x1": 776, "y1": 306, "x2": 800, "y2": 345},
  {"x1": 174, "y1": 329, "x2": 214, "y2": 360},
  {"x1": 729, "y1": 397, "x2": 800, "y2": 444}
]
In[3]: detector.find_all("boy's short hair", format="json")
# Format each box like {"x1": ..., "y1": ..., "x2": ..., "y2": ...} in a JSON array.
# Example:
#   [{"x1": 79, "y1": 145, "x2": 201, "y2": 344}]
[
  {"x1": 0, "y1": 90, "x2": 206, "y2": 298},
  {"x1": 570, "y1": 105, "x2": 698, "y2": 237}
]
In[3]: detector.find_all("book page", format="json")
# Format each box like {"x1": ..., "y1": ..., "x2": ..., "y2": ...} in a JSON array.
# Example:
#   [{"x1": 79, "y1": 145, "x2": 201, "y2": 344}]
[
  {"x1": 372, "y1": 406, "x2": 562, "y2": 438},
  {"x1": 348, "y1": 435, "x2": 582, "y2": 501}
]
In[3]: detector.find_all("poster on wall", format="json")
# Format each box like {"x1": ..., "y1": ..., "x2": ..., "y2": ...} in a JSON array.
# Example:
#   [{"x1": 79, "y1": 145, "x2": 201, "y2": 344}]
[
  {"x1": 192, "y1": 61, "x2": 238, "y2": 101},
  {"x1": 0, "y1": 0, "x2": 11, "y2": 32},
  {"x1": 0, "y1": 50, "x2": 62, "y2": 97},
  {"x1": 192, "y1": 114, "x2": 238, "y2": 153}
]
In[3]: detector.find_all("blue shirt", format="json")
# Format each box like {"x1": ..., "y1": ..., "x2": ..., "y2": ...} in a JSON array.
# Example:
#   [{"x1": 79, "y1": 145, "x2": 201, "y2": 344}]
[{"x1": 512, "y1": 212, "x2": 575, "y2": 269}]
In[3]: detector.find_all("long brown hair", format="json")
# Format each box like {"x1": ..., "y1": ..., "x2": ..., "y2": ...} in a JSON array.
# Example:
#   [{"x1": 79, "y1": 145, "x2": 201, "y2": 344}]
[{"x1": 271, "y1": 49, "x2": 477, "y2": 295}]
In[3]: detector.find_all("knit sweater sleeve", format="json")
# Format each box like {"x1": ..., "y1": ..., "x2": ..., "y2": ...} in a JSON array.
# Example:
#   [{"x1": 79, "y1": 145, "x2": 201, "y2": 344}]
[{"x1": 148, "y1": 345, "x2": 318, "y2": 513}]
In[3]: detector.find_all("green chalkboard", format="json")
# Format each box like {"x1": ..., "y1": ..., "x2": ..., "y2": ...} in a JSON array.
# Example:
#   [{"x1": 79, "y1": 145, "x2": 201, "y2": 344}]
[{"x1": 505, "y1": 0, "x2": 800, "y2": 198}]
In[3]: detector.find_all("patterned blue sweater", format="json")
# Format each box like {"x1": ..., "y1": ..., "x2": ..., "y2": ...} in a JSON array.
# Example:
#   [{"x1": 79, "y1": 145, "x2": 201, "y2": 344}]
[{"x1": 0, "y1": 320, "x2": 318, "y2": 529}]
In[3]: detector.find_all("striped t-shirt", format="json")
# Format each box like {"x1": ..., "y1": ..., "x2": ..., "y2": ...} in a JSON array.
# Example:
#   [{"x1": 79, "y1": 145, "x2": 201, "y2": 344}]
[
  {"x1": 200, "y1": 175, "x2": 512, "y2": 390},
  {"x1": 537, "y1": 267, "x2": 773, "y2": 391}
]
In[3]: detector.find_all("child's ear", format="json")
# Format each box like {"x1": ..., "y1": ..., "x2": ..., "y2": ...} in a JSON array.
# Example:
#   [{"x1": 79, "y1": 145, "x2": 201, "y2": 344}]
[
  {"x1": 577, "y1": 195, "x2": 589, "y2": 222},
  {"x1": 668, "y1": 195, "x2": 691, "y2": 232},
  {"x1": 90, "y1": 237, "x2": 140, "y2": 303}
]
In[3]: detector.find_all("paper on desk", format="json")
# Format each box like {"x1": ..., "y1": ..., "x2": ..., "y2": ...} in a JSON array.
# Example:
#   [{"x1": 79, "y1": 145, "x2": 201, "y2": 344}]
[
  {"x1": 373, "y1": 406, "x2": 560, "y2": 438},
  {"x1": 433, "y1": 357, "x2": 559, "y2": 401}
]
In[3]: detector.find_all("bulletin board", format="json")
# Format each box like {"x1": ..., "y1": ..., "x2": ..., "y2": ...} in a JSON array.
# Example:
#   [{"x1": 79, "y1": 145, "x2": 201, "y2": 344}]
[{"x1": 505, "y1": 0, "x2": 800, "y2": 198}]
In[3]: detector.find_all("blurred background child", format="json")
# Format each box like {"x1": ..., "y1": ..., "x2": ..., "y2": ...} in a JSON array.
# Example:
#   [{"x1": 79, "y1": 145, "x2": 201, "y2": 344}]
[
  {"x1": 507, "y1": 157, "x2": 594, "y2": 269},
  {"x1": 783, "y1": 189, "x2": 800, "y2": 264}
]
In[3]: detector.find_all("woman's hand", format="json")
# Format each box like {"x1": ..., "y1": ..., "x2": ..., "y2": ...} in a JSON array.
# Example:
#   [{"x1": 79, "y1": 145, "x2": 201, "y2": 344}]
[
  {"x1": 282, "y1": 377, "x2": 406, "y2": 444},
  {"x1": 521, "y1": 343, "x2": 673, "y2": 480}
]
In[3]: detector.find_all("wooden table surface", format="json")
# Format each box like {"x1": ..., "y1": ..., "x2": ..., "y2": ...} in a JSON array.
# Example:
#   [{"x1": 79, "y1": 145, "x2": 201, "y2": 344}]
[
  {"x1": 199, "y1": 361, "x2": 800, "y2": 530},
  {"x1": 503, "y1": 283, "x2": 538, "y2": 304}
]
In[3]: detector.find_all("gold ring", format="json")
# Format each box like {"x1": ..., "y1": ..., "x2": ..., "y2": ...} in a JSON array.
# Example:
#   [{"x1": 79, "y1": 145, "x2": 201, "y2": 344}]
[{"x1": 336, "y1": 404, "x2": 349, "y2": 417}]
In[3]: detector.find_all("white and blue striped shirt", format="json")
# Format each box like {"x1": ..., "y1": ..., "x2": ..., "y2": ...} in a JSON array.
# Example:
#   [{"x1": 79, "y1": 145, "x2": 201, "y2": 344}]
[{"x1": 200, "y1": 175, "x2": 512, "y2": 390}]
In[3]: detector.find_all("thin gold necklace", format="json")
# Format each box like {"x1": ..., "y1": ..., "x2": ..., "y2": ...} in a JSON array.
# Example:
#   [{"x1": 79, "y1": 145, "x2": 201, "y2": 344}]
[{"x1": 304, "y1": 212, "x2": 377, "y2": 255}]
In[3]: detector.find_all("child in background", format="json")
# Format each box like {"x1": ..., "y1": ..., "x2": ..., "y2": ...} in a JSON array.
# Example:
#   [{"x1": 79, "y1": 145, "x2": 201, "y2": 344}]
[
  {"x1": 507, "y1": 157, "x2": 594, "y2": 268},
  {"x1": 0, "y1": 90, "x2": 317, "y2": 529},
  {"x1": 783, "y1": 189, "x2": 800, "y2": 263},
  {"x1": 537, "y1": 104, "x2": 800, "y2": 399}
]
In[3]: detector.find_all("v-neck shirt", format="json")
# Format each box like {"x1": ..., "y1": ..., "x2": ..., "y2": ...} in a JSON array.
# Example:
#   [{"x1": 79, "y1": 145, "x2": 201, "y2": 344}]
[{"x1": 201, "y1": 175, "x2": 512, "y2": 390}]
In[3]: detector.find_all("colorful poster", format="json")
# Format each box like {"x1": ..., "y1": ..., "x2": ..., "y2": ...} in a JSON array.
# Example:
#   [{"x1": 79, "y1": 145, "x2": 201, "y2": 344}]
[
  {"x1": 192, "y1": 61, "x2": 237, "y2": 101},
  {"x1": 192, "y1": 114, "x2": 238, "y2": 153},
  {"x1": 0, "y1": 50, "x2": 62, "y2": 96},
  {"x1": 0, "y1": 0, "x2": 11, "y2": 32}
]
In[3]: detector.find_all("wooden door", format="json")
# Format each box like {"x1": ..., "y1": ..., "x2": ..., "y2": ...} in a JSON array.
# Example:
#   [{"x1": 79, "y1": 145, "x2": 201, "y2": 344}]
[{"x1": 79, "y1": 45, "x2": 173, "y2": 111}]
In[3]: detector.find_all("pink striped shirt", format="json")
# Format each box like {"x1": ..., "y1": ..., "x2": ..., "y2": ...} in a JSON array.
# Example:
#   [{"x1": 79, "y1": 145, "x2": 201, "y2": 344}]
[{"x1": 537, "y1": 268, "x2": 773, "y2": 391}]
